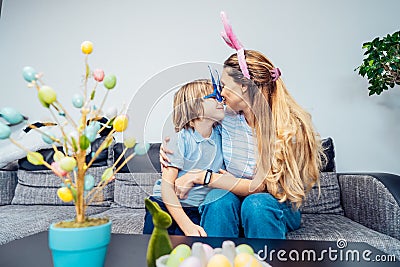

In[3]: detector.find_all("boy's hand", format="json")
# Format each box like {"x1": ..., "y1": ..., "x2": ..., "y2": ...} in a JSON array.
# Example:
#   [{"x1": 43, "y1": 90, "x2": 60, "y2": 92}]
[
  {"x1": 183, "y1": 224, "x2": 207, "y2": 237},
  {"x1": 175, "y1": 169, "x2": 203, "y2": 199}
]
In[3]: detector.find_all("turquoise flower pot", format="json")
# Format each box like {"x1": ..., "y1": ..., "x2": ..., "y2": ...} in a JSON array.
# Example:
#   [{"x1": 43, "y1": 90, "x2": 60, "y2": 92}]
[{"x1": 49, "y1": 221, "x2": 111, "y2": 267}]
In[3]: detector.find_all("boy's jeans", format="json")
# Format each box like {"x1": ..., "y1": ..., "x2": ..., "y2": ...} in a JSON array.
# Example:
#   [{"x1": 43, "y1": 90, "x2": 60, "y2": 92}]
[{"x1": 199, "y1": 189, "x2": 301, "y2": 238}]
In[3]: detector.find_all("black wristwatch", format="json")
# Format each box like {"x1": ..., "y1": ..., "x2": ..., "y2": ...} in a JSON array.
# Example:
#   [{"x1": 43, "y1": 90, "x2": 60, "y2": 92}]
[{"x1": 204, "y1": 169, "x2": 213, "y2": 186}]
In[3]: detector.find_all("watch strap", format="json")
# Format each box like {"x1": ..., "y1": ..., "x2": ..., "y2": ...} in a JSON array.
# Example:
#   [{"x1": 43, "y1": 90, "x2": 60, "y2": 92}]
[{"x1": 204, "y1": 169, "x2": 212, "y2": 185}]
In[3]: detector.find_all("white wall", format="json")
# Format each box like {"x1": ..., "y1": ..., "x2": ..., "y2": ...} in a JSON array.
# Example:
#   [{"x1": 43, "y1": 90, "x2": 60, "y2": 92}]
[{"x1": 0, "y1": 0, "x2": 399, "y2": 174}]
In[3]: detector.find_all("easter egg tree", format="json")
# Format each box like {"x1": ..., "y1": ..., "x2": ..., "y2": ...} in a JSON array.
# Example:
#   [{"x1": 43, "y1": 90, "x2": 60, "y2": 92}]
[{"x1": 0, "y1": 41, "x2": 145, "y2": 227}]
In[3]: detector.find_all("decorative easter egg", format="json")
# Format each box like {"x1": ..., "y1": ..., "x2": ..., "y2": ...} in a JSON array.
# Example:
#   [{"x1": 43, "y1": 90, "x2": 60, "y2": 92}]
[
  {"x1": 166, "y1": 244, "x2": 191, "y2": 267},
  {"x1": 105, "y1": 106, "x2": 118, "y2": 119},
  {"x1": 22, "y1": 66, "x2": 37, "y2": 82},
  {"x1": 178, "y1": 256, "x2": 202, "y2": 267},
  {"x1": 38, "y1": 97, "x2": 50, "y2": 108},
  {"x1": 84, "y1": 124, "x2": 98, "y2": 142},
  {"x1": 38, "y1": 86, "x2": 57, "y2": 105},
  {"x1": 234, "y1": 253, "x2": 262, "y2": 267},
  {"x1": 42, "y1": 131, "x2": 55, "y2": 144},
  {"x1": 51, "y1": 161, "x2": 67, "y2": 177},
  {"x1": 207, "y1": 254, "x2": 232, "y2": 267},
  {"x1": 91, "y1": 121, "x2": 101, "y2": 132},
  {"x1": 0, "y1": 107, "x2": 24, "y2": 124},
  {"x1": 27, "y1": 152, "x2": 44, "y2": 165},
  {"x1": 57, "y1": 187, "x2": 74, "y2": 202},
  {"x1": 72, "y1": 94, "x2": 84, "y2": 108},
  {"x1": 103, "y1": 74, "x2": 117, "y2": 89},
  {"x1": 81, "y1": 41, "x2": 93, "y2": 54},
  {"x1": 101, "y1": 167, "x2": 114, "y2": 181},
  {"x1": 93, "y1": 69, "x2": 105, "y2": 82},
  {"x1": 134, "y1": 142, "x2": 150, "y2": 156},
  {"x1": 84, "y1": 174, "x2": 95, "y2": 191},
  {"x1": 236, "y1": 244, "x2": 254, "y2": 255},
  {"x1": 53, "y1": 150, "x2": 65, "y2": 162},
  {"x1": 0, "y1": 122, "x2": 11, "y2": 139},
  {"x1": 113, "y1": 115, "x2": 128, "y2": 132},
  {"x1": 202, "y1": 243, "x2": 214, "y2": 261},
  {"x1": 59, "y1": 156, "x2": 77, "y2": 172},
  {"x1": 123, "y1": 136, "x2": 136, "y2": 148}
]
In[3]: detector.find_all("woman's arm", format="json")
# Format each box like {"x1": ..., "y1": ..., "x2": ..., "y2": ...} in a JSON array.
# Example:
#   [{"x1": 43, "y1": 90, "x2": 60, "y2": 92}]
[
  {"x1": 161, "y1": 166, "x2": 207, "y2": 237},
  {"x1": 175, "y1": 169, "x2": 265, "y2": 198}
]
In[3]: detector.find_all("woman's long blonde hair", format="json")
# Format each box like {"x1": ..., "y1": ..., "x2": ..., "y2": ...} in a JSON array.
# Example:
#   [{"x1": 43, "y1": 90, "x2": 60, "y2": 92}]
[
  {"x1": 224, "y1": 50, "x2": 323, "y2": 209},
  {"x1": 173, "y1": 79, "x2": 214, "y2": 132}
]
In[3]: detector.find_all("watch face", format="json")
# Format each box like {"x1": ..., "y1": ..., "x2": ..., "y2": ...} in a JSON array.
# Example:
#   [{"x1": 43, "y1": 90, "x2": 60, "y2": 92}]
[{"x1": 204, "y1": 170, "x2": 212, "y2": 185}]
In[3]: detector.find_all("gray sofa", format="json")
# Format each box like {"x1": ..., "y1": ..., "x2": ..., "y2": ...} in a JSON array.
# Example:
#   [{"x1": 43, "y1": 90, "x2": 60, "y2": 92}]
[{"x1": 0, "y1": 139, "x2": 399, "y2": 260}]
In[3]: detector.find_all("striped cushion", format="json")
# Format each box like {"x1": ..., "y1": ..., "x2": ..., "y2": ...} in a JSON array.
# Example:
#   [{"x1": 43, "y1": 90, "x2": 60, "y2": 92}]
[
  {"x1": 11, "y1": 166, "x2": 114, "y2": 206},
  {"x1": 300, "y1": 172, "x2": 343, "y2": 215},
  {"x1": 0, "y1": 170, "x2": 18, "y2": 205},
  {"x1": 113, "y1": 173, "x2": 160, "y2": 209}
]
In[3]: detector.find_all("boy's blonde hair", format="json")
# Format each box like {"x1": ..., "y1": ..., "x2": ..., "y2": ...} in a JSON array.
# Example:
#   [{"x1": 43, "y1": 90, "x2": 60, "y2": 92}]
[{"x1": 173, "y1": 79, "x2": 214, "y2": 132}]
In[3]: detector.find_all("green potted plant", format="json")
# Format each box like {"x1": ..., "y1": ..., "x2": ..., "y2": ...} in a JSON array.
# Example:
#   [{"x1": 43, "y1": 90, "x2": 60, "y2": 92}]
[
  {"x1": 355, "y1": 30, "x2": 400, "y2": 95},
  {"x1": 0, "y1": 41, "x2": 145, "y2": 267}
]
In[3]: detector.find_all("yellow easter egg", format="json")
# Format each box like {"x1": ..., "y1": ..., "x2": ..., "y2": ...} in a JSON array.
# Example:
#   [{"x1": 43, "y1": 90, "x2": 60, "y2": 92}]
[
  {"x1": 113, "y1": 115, "x2": 128, "y2": 132},
  {"x1": 207, "y1": 254, "x2": 232, "y2": 267},
  {"x1": 57, "y1": 187, "x2": 74, "y2": 202},
  {"x1": 81, "y1": 41, "x2": 93, "y2": 54},
  {"x1": 234, "y1": 253, "x2": 262, "y2": 267}
]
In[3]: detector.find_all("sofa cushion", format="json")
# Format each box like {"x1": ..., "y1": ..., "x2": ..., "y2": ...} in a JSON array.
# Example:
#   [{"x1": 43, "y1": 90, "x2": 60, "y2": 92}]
[
  {"x1": 287, "y1": 214, "x2": 400, "y2": 260},
  {"x1": 0, "y1": 170, "x2": 18, "y2": 205},
  {"x1": 321, "y1": 137, "x2": 335, "y2": 172},
  {"x1": 113, "y1": 173, "x2": 160, "y2": 209},
  {"x1": 300, "y1": 172, "x2": 344, "y2": 215},
  {"x1": 93, "y1": 207, "x2": 146, "y2": 234},
  {"x1": 11, "y1": 166, "x2": 114, "y2": 206}
]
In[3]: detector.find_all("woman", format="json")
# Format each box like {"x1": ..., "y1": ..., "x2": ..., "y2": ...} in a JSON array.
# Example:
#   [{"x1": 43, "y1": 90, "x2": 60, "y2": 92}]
[{"x1": 161, "y1": 13, "x2": 323, "y2": 239}]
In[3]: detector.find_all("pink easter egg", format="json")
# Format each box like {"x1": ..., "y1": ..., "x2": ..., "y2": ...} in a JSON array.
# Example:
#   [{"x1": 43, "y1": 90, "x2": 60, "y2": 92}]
[{"x1": 93, "y1": 69, "x2": 105, "y2": 82}]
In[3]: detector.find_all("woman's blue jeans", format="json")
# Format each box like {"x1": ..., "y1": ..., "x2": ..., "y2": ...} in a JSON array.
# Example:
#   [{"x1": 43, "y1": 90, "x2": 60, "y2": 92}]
[{"x1": 199, "y1": 189, "x2": 301, "y2": 239}]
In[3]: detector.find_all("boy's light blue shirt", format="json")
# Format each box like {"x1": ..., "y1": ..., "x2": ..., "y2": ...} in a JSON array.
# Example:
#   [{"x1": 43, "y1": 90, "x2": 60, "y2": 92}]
[{"x1": 152, "y1": 125, "x2": 224, "y2": 207}]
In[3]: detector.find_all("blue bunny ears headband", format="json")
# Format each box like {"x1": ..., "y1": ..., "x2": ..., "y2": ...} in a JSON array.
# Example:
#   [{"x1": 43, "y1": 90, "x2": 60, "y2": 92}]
[{"x1": 204, "y1": 66, "x2": 223, "y2": 102}]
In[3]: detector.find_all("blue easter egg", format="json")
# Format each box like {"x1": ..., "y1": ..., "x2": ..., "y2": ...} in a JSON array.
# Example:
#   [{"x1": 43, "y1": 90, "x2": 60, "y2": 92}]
[
  {"x1": 42, "y1": 131, "x2": 55, "y2": 144},
  {"x1": 72, "y1": 94, "x2": 84, "y2": 108},
  {"x1": 90, "y1": 121, "x2": 101, "y2": 132},
  {"x1": 85, "y1": 126, "x2": 98, "y2": 142},
  {"x1": 134, "y1": 142, "x2": 150, "y2": 156},
  {"x1": 22, "y1": 66, "x2": 37, "y2": 82},
  {"x1": 0, "y1": 107, "x2": 24, "y2": 124},
  {"x1": 0, "y1": 122, "x2": 11, "y2": 139},
  {"x1": 84, "y1": 175, "x2": 95, "y2": 191}
]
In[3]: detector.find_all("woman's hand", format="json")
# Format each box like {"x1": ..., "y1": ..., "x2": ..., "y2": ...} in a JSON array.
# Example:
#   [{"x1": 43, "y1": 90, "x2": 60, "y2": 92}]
[
  {"x1": 174, "y1": 169, "x2": 204, "y2": 199},
  {"x1": 160, "y1": 137, "x2": 173, "y2": 170}
]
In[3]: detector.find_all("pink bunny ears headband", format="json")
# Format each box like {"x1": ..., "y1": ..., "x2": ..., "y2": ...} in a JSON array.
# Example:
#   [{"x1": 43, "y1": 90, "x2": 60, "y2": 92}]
[{"x1": 220, "y1": 11, "x2": 281, "y2": 82}]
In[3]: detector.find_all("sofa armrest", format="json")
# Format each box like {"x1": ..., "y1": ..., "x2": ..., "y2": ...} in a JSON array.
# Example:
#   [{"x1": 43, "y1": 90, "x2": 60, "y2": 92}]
[
  {"x1": 338, "y1": 173, "x2": 400, "y2": 240},
  {"x1": 0, "y1": 170, "x2": 18, "y2": 205}
]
